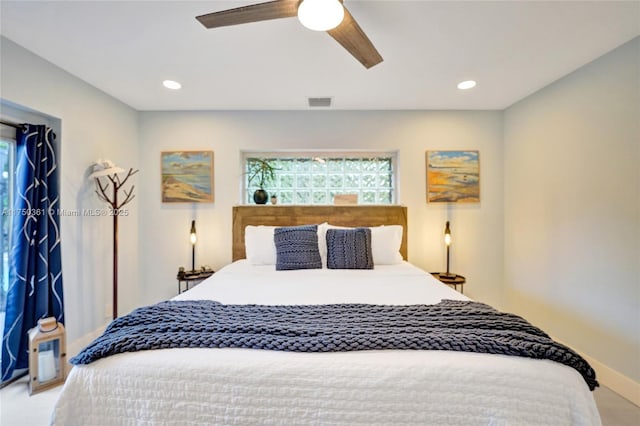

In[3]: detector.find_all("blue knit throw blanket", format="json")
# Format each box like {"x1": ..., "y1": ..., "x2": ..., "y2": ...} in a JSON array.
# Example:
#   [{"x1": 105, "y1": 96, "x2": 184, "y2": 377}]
[{"x1": 71, "y1": 299, "x2": 598, "y2": 390}]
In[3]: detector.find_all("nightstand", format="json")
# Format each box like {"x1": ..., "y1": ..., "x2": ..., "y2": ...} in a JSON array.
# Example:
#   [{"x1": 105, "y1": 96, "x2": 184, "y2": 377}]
[
  {"x1": 431, "y1": 272, "x2": 466, "y2": 294},
  {"x1": 176, "y1": 269, "x2": 214, "y2": 294}
]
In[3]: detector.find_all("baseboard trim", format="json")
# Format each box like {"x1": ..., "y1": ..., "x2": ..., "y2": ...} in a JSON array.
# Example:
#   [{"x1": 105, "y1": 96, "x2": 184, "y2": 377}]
[
  {"x1": 550, "y1": 334, "x2": 639, "y2": 406},
  {"x1": 582, "y1": 352, "x2": 640, "y2": 407}
]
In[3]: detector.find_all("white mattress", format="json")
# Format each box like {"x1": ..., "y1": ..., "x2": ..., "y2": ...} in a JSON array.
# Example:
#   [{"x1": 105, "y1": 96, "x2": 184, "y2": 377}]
[{"x1": 52, "y1": 261, "x2": 601, "y2": 425}]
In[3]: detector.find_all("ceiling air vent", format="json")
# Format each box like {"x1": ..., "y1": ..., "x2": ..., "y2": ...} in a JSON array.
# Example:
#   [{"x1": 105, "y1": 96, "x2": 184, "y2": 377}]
[{"x1": 308, "y1": 97, "x2": 332, "y2": 108}]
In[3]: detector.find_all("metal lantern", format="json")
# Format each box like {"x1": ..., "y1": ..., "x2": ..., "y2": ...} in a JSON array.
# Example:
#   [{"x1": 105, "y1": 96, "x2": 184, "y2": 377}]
[{"x1": 28, "y1": 317, "x2": 66, "y2": 395}]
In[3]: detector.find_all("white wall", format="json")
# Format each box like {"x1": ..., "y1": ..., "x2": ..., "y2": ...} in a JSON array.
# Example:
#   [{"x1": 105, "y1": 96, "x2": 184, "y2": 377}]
[
  {"x1": 138, "y1": 111, "x2": 504, "y2": 307},
  {"x1": 0, "y1": 37, "x2": 140, "y2": 346},
  {"x1": 504, "y1": 37, "x2": 639, "y2": 390}
]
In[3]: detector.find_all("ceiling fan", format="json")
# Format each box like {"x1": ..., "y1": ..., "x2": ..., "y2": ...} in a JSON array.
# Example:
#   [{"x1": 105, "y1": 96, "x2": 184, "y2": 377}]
[{"x1": 196, "y1": 0, "x2": 383, "y2": 69}]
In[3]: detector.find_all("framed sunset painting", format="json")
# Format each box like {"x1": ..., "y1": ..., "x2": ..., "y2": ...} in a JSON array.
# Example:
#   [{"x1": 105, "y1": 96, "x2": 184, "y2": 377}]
[
  {"x1": 426, "y1": 150, "x2": 479, "y2": 203},
  {"x1": 161, "y1": 151, "x2": 214, "y2": 203}
]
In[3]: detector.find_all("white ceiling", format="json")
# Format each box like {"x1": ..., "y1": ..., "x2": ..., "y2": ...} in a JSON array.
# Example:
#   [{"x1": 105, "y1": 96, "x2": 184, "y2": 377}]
[{"x1": 1, "y1": 1, "x2": 638, "y2": 111}]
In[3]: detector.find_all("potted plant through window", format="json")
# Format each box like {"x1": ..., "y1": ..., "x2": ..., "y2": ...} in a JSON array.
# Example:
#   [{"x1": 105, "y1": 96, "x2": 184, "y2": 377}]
[{"x1": 246, "y1": 158, "x2": 276, "y2": 204}]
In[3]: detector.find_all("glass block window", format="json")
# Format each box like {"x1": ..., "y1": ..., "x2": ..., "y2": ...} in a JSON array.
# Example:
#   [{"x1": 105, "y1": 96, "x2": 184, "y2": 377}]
[{"x1": 243, "y1": 152, "x2": 397, "y2": 205}]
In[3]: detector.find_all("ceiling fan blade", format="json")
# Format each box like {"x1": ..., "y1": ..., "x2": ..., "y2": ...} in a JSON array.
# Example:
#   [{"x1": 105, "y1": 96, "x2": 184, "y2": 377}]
[
  {"x1": 327, "y1": 8, "x2": 383, "y2": 69},
  {"x1": 196, "y1": 0, "x2": 299, "y2": 29}
]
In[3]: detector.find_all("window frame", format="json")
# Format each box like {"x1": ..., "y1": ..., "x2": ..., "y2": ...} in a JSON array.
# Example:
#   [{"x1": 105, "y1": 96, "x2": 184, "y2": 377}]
[
  {"x1": 241, "y1": 150, "x2": 399, "y2": 205},
  {"x1": 0, "y1": 138, "x2": 16, "y2": 347}
]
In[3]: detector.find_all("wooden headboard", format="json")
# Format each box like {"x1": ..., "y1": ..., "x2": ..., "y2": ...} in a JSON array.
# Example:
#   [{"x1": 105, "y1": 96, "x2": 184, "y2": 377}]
[{"x1": 232, "y1": 205, "x2": 408, "y2": 261}]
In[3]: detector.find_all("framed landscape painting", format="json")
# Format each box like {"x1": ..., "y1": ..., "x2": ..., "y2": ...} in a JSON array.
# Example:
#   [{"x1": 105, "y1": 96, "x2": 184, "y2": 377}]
[
  {"x1": 426, "y1": 150, "x2": 479, "y2": 203},
  {"x1": 161, "y1": 151, "x2": 214, "y2": 203}
]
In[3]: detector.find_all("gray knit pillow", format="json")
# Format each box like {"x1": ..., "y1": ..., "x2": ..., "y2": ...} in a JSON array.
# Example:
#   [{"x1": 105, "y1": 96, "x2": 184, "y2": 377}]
[
  {"x1": 326, "y1": 228, "x2": 374, "y2": 269},
  {"x1": 274, "y1": 225, "x2": 322, "y2": 270}
]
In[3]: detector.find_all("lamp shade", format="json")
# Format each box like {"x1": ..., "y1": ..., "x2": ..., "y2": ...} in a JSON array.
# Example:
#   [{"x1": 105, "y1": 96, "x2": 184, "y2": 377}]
[
  {"x1": 190, "y1": 220, "x2": 197, "y2": 245},
  {"x1": 190, "y1": 220, "x2": 197, "y2": 272},
  {"x1": 444, "y1": 221, "x2": 451, "y2": 246},
  {"x1": 298, "y1": 0, "x2": 344, "y2": 31}
]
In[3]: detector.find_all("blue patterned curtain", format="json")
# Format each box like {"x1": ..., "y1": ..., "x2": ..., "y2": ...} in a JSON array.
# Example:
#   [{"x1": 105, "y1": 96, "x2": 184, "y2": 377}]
[{"x1": 1, "y1": 124, "x2": 64, "y2": 381}]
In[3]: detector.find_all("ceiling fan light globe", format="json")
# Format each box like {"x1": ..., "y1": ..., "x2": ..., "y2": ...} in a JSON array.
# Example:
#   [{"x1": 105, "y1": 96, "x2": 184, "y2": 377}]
[{"x1": 298, "y1": 0, "x2": 345, "y2": 31}]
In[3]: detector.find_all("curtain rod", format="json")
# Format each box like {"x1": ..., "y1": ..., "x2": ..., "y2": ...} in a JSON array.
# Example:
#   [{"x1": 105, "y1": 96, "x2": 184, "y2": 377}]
[
  {"x1": 0, "y1": 119, "x2": 57, "y2": 139},
  {"x1": 0, "y1": 119, "x2": 26, "y2": 130}
]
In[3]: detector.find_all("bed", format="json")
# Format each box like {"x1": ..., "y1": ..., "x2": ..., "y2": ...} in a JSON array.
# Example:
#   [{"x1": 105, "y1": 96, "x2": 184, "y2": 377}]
[{"x1": 52, "y1": 206, "x2": 600, "y2": 425}]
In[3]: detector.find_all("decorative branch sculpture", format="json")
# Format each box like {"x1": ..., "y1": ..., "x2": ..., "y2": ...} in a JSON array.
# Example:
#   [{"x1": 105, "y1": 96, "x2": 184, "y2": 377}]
[
  {"x1": 90, "y1": 161, "x2": 138, "y2": 320},
  {"x1": 94, "y1": 168, "x2": 138, "y2": 211}
]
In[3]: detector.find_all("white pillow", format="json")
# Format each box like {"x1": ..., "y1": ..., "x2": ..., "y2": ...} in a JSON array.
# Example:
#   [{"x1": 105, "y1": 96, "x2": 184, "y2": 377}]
[
  {"x1": 244, "y1": 225, "x2": 277, "y2": 265},
  {"x1": 370, "y1": 225, "x2": 404, "y2": 264},
  {"x1": 317, "y1": 223, "x2": 328, "y2": 267}
]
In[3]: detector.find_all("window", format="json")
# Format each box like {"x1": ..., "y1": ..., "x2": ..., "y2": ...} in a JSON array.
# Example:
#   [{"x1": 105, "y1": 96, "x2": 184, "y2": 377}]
[
  {"x1": 243, "y1": 152, "x2": 397, "y2": 205},
  {"x1": 0, "y1": 139, "x2": 15, "y2": 353}
]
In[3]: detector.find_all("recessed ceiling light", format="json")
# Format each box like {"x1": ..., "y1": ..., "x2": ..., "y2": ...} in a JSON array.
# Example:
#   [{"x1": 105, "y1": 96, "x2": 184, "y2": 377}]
[
  {"x1": 457, "y1": 80, "x2": 476, "y2": 90},
  {"x1": 162, "y1": 80, "x2": 182, "y2": 90}
]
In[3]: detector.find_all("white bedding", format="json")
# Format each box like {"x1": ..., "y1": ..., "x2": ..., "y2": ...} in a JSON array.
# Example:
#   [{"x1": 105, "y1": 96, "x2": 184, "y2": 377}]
[{"x1": 52, "y1": 261, "x2": 601, "y2": 425}]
